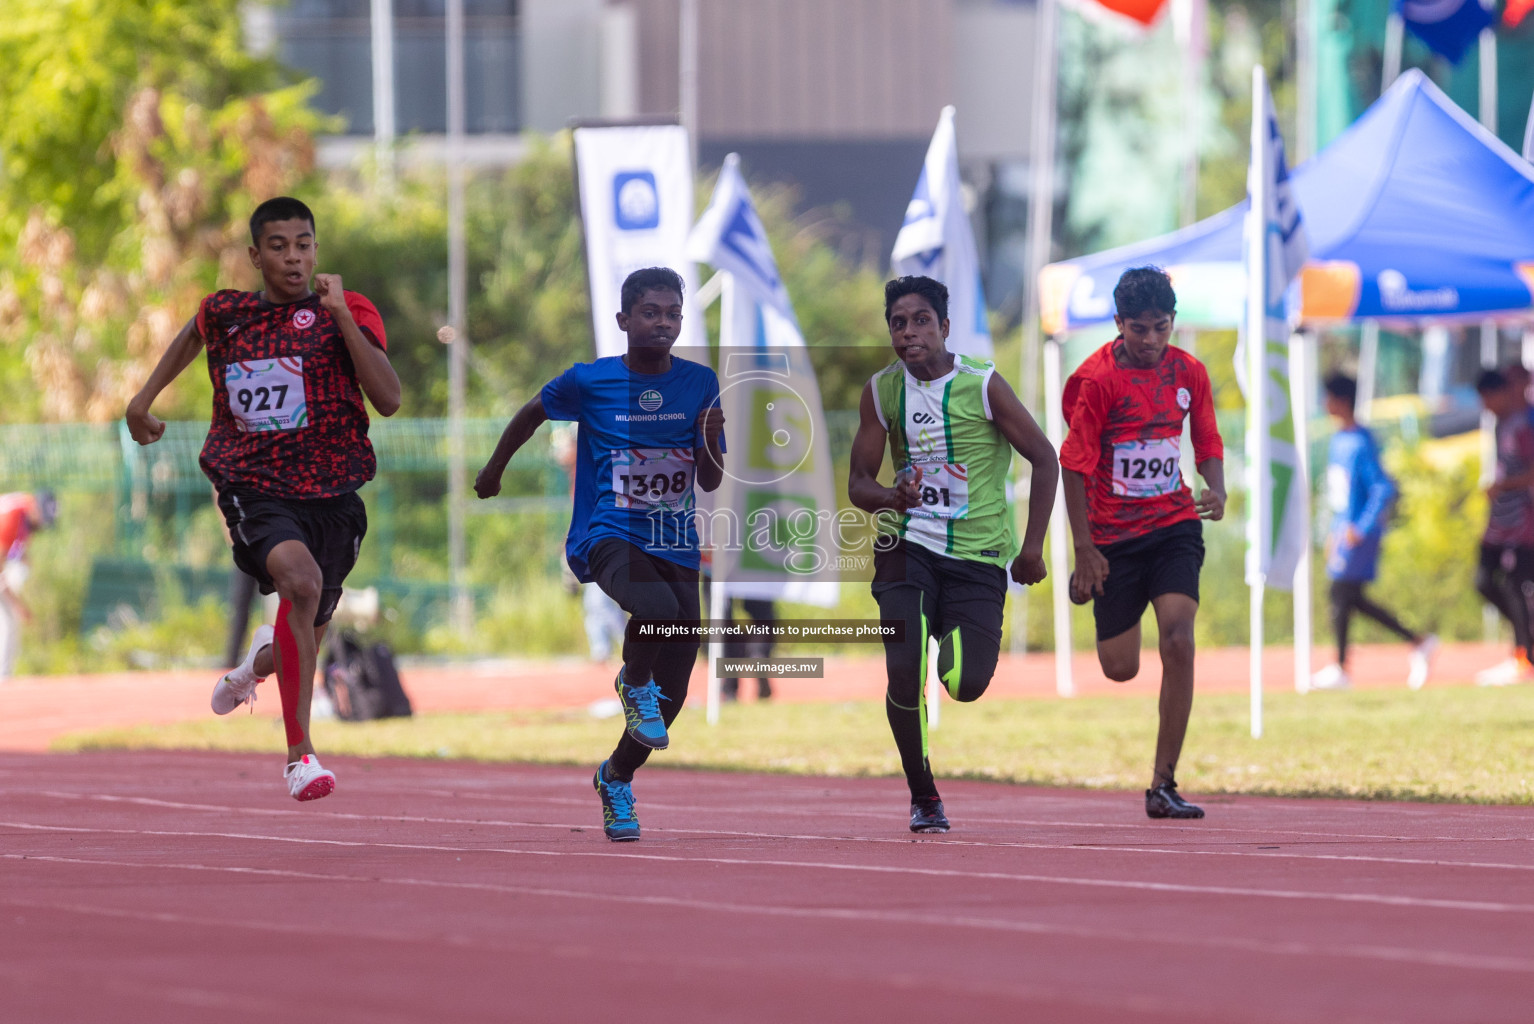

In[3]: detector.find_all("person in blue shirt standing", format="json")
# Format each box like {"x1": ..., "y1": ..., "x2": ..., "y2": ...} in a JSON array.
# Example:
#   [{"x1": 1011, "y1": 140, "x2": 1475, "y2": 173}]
[
  {"x1": 475, "y1": 267, "x2": 725, "y2": 840},
  {"x1": 1311, "y1": 373, "x2": 1436, "y2": 691}
]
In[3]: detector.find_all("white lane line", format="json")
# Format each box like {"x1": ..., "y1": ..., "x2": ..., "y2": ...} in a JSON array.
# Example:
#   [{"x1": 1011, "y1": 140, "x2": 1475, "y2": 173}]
[
  {"x1": 4, "y1": 820, "x2": 1531, "y2": 915},
  {"x1": 6, "y1": 852, "x2": 1533, "y2": 977},
  {"x1": 19, "y1": 784, "x2": 1534, "y2": 845},
  {"x1": 302, "y1": 786, "x2": 1534, "y2": 845},
  {"x1": 28, "y1": 792, "x2": 1534, "y2": 874}
]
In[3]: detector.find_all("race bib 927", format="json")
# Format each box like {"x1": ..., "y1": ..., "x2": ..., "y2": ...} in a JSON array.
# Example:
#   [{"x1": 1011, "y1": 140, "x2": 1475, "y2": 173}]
[
  {"x1": 611, "y1": 448, "x2": 696, "y2": 511},
  {"x1": 226, "y1": 358, "x2": 308, "y2": 433},
  {"x1": 1111, "y1": 437, "x2": 1182, "y2": 498}
]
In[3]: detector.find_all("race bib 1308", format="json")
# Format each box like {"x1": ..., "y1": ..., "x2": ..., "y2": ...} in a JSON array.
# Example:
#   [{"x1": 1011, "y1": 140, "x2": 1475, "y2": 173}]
[{"x1": 611, "y1": 448, "x2": 696, "y2": 511}]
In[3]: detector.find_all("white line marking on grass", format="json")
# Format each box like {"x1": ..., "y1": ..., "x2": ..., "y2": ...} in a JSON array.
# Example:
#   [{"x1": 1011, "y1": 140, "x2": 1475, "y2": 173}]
[
  {"x1": 3, "y1": 820, "x2": 1532, "y2": 915},
  {"x1": 5, "y1": 852, "x2": 1534, "y2": 977},
  {"x1": 28, "y1": 792, "x2": 1534, "y2": 874}
]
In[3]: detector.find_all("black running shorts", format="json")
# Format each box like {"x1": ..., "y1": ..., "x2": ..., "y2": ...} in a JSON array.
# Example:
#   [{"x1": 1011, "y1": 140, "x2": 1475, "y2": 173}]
[
  {"x1": 216, "y1": 488, "x2": 367, "y2": 626},
  {"x1": 1091, "y1": 518, "x2": 1204, "y2": 642}
]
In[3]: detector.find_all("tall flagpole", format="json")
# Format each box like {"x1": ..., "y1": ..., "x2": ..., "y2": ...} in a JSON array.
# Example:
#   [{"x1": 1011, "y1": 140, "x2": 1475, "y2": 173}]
[
  {"x1": 370, "y1": 0, "x2": 395, "y2": 188},
  {"x1": 1022, "y1": 0, "x2": 1060, "y2": 417},
  {"x1": 446, "y1": 0, "x2": 470, "y2": 635},
  {"x1": 1023, "y1": 0, "x2": 1065, "y2": 692},
  {"x1": 679, "y1": 0, "x2": 700, "y2": 171},
  {"x1": 1246, "y1": 65, "x2": 1270, "y2": 740}
]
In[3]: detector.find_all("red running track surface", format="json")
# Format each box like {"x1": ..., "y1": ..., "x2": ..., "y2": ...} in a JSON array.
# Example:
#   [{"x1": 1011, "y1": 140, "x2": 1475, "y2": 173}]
[{"x1": 2, "y1": 751, "x2": 1532, "y2": 1023}]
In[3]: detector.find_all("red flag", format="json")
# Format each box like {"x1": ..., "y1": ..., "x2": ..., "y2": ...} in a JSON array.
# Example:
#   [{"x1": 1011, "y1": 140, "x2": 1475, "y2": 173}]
[
  {"x1": 1092, "y1": 0, "x2": 1170, "y2": 25},
  {"x1": 1506, "y1": 0, "x2": 1534, "y2": 28}
]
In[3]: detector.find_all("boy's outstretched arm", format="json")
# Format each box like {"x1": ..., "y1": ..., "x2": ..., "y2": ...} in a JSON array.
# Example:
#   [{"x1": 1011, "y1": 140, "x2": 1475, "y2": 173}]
[
  {"x1": 126, "y1": 316, "x2": 204, "y2": 445},
  {"x1": 475, "y1": 395, "x2": 549, "y2": 498}
]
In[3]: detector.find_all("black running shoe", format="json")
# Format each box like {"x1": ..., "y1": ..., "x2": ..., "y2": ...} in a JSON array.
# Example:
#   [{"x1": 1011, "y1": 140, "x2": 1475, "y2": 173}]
[
  {"x1": 909, "y1": 797, "x2": 950, "y2": 833},
  {"x1": 1145, "y1": 781, "x2": 1204, "y2": 819}
]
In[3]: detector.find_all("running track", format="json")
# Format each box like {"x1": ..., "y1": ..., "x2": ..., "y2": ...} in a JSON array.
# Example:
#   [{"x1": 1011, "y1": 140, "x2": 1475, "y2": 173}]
[{"x1": 3, "y1": 752, "x2": 1532, "y2": 1022}]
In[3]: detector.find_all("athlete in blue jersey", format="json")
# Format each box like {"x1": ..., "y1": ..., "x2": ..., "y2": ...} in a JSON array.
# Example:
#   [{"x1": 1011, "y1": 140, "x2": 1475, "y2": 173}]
[
  {"x1": 1311, "y1": 374, "x2": 1435, "y2": 691},
  {"x1": 475, "y1": 267, "x2": 725, "y2": 840}
]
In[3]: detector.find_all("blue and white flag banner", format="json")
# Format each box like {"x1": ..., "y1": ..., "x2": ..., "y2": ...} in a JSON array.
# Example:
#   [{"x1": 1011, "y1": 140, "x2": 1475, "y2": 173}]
[
  {"x1": 1393, "y1": 0, "x2": 1494, "y2": 65},
  {"x1": 573, "y1": 124, "x2": 704, "y2": 358},
  {"x1": 1241, "y1": 65, "x2": 1310, "y2": 590},
  {"x1": 687, "y1": 155, "x2": 839, "y2": 606},
  {"x1": 891, "y1": 106, "x2": 992, "y2": 358}
]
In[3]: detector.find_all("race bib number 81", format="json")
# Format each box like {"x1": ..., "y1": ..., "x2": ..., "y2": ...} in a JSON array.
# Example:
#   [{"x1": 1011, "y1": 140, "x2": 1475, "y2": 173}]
[
  {"x1": 226, "y1": 358, "x2": 308, "y2": 433},
  {"x1": 906, "y1": 461, "x2": 970, "y2": 520},
  {"x1": 611, "y1": 448, "x2": 696, "y2": 511},
  {"x1": 1111, "y1": 437, "x2": 1182, "y2": 498}
]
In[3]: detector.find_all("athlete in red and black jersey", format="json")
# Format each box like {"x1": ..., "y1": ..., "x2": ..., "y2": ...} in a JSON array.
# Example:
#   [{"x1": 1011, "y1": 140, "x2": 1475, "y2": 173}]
[
  {"x1": 126, "y1": 196, "x2": 401, "y2": 802},
  {"x1": 1059, "y1": 267, "x2": 1226, "y2": 820}
]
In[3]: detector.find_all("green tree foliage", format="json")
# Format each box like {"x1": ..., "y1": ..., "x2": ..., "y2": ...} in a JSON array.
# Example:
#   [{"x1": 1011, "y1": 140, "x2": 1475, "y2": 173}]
[
  {"x1": 0, "y1": 0, "x2": 330, "y2": 422},
  {"x1": 317, "y1": 137, "x2": 891, "y2": 419}
]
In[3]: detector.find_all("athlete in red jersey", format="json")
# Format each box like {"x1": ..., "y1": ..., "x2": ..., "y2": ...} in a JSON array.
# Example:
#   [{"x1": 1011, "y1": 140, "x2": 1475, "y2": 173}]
[
  {"x1": 126, "y1": 197, "x2": 401, "y2": 802},
  {"x1": 1059, "y1": 267, "x2": 1225, "y2": 819}
]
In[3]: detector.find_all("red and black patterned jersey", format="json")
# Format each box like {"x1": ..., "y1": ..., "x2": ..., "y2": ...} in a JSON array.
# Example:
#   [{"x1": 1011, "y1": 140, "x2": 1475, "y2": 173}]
[
  {"x1": 1059, "y1": 339, "x2": 1223, "y2": 547},
  {"x1": 196, "y1": 289, "x2": 388, "y2": 499}
]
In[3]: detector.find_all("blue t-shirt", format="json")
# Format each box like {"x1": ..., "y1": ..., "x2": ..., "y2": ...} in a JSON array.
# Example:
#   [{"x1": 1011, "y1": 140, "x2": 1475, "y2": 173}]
[
  {"x1": 1323, "y1": 425, "x2": 1394, "y2": 581},
  {"x1": 541, "y1": 355, "x2": 723, "y2": 581}
]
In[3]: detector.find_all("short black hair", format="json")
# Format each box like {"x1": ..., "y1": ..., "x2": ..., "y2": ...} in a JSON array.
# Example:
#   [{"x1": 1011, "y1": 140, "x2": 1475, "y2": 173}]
[
  {"x1": 1477, "y1": 369, "x2": 1509, "y2": 394},
  {"x1": 620, "y1": 267, "x2": 685, "y2": 314},
  {"x1": 250, "y1": 197, "x2": 316, "y2": 245},
  {"x1": 884, "y1": 276, "x2": 948, "y2": 323},
  {"x1": 1114, "y1": 266, "x2": 1177, "y2": 320},
  {"x1": 1322, "y1": 373, "x2": 1357, "y2": 407}
]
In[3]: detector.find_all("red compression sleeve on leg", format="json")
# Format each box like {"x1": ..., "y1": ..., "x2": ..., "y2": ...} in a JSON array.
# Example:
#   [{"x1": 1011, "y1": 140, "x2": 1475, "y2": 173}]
[{"x1": 273, "y1": 598, "x2": 305, "y2": 747}]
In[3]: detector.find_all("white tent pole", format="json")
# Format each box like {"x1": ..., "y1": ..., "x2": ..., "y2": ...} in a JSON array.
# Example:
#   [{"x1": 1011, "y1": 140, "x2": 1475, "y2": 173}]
[
  {"x1": 679, "y1": 0, "x2": 699, "y2": 172},
  {"x1": 446, "y1": 0, "x2": 471, "y2": 637},
  {"x1": 1357, "y1": 319, "x2": 1379, "y2": 423},
  {"x1": 1478, "y1": 15, "x2": 1497, "y2": 136},
  {"x1": 1291, "y1": 330, "x2": 1313, "y2": 695},
  {"x1": 1246, "y1": 65, "x2": 1269, "y2": 739},
  {"x1": 1382, "y1": 14, "x2": 1404, "y2": 92},
  {"x1": 1043, "y1": 336, "x2": 1074, "y2": 697}
]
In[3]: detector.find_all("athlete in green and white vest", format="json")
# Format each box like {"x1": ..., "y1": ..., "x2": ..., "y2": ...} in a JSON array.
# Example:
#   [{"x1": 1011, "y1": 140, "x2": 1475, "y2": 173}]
[
  {"x1": 869, "y1": 352, "x2": 1017, "y2": 565},
  {"x1": 849, "y1": 275, "x2": 1059, "y2": 834}
]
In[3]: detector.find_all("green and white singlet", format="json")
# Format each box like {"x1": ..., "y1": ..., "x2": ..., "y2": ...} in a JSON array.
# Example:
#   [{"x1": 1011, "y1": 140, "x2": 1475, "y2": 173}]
[{"x1": 870, "y1": 355, "x2": 1016, "y2": 567}]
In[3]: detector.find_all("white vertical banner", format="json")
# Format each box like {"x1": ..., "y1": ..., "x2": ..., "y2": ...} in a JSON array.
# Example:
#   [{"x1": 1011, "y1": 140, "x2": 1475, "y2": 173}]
[
  {"x1": 687, "y1": 154, "x2": 840, "y2": 609},
  {"x1": 892, "y1": 106, "x2": 993, "y2": 358},
  {"x1": 1242, "y1": 65, "x2": 1310, "y2": 737},
  {"x1": 573, "y1": 124, "x2": 704, "y2": 357}
]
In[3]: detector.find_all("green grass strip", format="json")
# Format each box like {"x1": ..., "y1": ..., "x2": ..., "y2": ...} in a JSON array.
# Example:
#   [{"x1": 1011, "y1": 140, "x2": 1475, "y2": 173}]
[{"x1": 52, "y1": 686, "x2": 1534, "y2": 805}]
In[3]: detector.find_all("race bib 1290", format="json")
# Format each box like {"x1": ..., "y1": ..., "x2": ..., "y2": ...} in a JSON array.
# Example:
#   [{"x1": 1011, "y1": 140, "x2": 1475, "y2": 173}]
[
  {"x1": 611, "y1": 448, "x2": 696, "y2": 511},
  {"x1": 226, "y1": 358, "x2": 308, "y2": 433},
  {"x1": 1111, "y1": 437, "x2": 1182, "y2": 498}
]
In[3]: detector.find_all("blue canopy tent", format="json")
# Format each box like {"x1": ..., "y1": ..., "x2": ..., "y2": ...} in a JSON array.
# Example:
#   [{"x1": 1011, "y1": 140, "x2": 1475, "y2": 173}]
[
  {"x1": 1038, "y1": 69, "x2": 1534, "y2": 333},
  {"x1": 1033, "y1": 68, "x2": 1534, "y2": 701}
]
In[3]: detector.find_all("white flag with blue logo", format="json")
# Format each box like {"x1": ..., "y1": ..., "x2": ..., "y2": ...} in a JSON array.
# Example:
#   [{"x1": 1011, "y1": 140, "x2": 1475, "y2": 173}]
[
  {"x1": 687, "y1": 155, "x2": 838, "y2": 606},
  {"x1": 891, "y1": 106, "x2": 992, "y2": 357},
  {"x1": 1241, "y1": 66, "x2": 1309, "y2": 590},
  {"x1": 573, "y1": 124, "x2": 704, "y2": 357}
]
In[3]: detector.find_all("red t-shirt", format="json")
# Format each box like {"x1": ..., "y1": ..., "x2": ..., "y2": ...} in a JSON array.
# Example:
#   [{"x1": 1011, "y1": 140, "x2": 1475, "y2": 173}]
[
  {"x1": 0, "y1": 494, "x2": 35, "y2": 558},
  {"x1": 1059, "y1": 339, "x2": 1223, "y2": 547},
  {"x1": 197, "y1": 289, "x2": 388, "y2": 499}
]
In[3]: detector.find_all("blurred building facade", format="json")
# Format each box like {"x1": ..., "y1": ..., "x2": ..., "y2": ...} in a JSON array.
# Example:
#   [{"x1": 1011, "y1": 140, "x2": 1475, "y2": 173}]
[{"x1": 249, "y1": 0, "x2": 1040, "y2": 312}]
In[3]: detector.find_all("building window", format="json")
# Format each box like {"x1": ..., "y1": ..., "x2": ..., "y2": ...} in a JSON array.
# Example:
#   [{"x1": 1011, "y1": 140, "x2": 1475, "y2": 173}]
[{"x1": 270, "y1": 0, "x2": 521, "y2": 135}]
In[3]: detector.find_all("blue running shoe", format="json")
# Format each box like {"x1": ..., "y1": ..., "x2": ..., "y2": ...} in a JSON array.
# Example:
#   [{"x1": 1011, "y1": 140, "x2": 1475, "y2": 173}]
[
  {"x1": 593, "y1": 760, "x2": 640, "y2": 841},
  {"x1": 615, "y1": 669, "x2": 670, "y2": 749}
]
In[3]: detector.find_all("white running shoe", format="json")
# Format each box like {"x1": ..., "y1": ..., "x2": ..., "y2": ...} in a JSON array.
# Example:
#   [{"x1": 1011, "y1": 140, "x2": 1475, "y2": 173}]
[
  {"x1": 1475, "y1": 657, "x2": 1533, "y2": 687},
  {"x1": 211, "y1": 625, "x2": 274, "y2": 715},
  {"x1": 284, "y1": 754, "x2": 336, "y2": 802},
  {"x1": 1407, "y1": 634, "x2": 1439, "y2": 690},
  {"x1": 1309, "y1": 664, "x2": 1351, "y2": 691}
]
